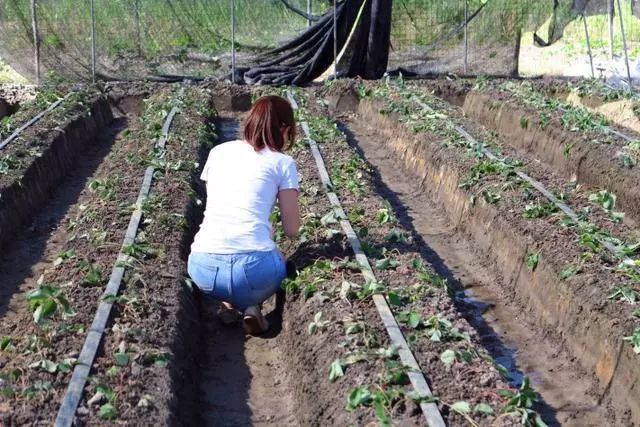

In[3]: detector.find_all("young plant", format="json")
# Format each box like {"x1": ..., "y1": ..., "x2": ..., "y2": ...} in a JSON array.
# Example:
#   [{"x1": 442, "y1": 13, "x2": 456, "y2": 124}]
[
  {"x1": 624, "y1": 328, "x2": 640, "y2": 354},
  {"x1": 26, "y1": 281, "x2": 75, "y2": 326}
]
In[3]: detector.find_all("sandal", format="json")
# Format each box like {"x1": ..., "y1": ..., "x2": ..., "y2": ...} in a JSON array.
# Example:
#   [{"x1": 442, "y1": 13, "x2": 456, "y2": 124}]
[
  {"x1": 243, "y1": 306, "x2": 269, "y2": 334},
  {"x1": 217, "y1": 302, "x2": 240, "y2": 325}
]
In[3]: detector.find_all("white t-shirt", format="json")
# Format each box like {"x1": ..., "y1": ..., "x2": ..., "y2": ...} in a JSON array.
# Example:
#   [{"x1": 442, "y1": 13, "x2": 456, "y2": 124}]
[{"x1": 191, "y1": 140, "x2": 299, "y2": 254}]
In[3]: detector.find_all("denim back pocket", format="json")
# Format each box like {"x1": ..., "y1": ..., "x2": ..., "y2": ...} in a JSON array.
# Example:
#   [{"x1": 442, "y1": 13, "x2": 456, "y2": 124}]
[
  {"x1": 187, "y1": 255, "x2": 220, "y2": 294},
  {"x1": 242, "y1": 252, "x2": 278, "y2": 291}
]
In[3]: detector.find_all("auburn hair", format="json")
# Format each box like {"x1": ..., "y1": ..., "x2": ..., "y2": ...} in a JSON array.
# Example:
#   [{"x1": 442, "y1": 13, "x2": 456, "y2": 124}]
[{"x1": 243, "y1": 95, "x2": 296, "y2": 152}]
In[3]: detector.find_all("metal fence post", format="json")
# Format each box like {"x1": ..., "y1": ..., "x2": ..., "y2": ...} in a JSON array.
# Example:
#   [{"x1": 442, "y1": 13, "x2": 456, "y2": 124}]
[
  {"x1": 463, "y1": 0, "x2": 468, "y2": 74},
  {"x1": 333, "y1": 0, "x2": 337, "y2": 80},
  {"x1": 583, "y1": 14, "x2": 595, "y2": 78},
  {"x1": 31, "y1": 0, "x2": 40, "y2": 85},
  {"x1": 308, "y1": 0, "x2": 312, "y2": 27},
  {"x1": 90, "y1": 0, "x2": 96, "y2": 83},
  {"x1": 231, "y1": 0, "x2": 236, "y2": 84},
  {"x1": 615, "y1": 0, "x2": 633, "y2": 90},
  {"x1": 134, "y1": 0, "x2": 142, "y2": 56},
  {"x1": 608, "y1": 0, "x2": 615, "y2": 60}
]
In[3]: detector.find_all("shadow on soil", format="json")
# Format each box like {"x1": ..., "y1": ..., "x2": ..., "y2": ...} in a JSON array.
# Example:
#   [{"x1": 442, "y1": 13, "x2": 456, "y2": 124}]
[
  {"x1": 0, "y1": 117, "x2": 127, "y2": 318},
  {"x1": 174, "y1": 116, "x2": 253, "y2": 426},
  {"x1": 339, "y1": 123, "x2": 560, "y2": 426}
]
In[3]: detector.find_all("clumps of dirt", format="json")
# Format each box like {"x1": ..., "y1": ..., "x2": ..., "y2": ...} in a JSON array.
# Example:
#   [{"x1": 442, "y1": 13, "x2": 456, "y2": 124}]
[
  {"x1": 0, "y1": 84, "x2": 37, "y2": 105},
  {"x1": 299, "y1": 100, "x2": 522, "y2": 426},
  {"x1": 201, "y1": 79, "x2": 252, "y2": 111},
  {"x1": 275, "y1": 142, "x2": 422, "y2": 426},
  {"x1": 74, "y1": 86, "x2": 212, "y2": 426},
  {"x1": 351, "y1": 84, "x2": 638, "y2": 425},
  {"x1": 0, "y1": 94, "x2": 113, "y2": 251}
]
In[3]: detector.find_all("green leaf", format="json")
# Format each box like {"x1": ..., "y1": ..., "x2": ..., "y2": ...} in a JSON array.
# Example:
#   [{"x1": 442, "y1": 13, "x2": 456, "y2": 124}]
[
  {"x1": 526, "y1": 252, "x2": 539, "y2": 271},
  {"x1": 451, "y1": 401, "x2": 471, "y2": 414},
  {"x1": 107, "y1": 366, "x2": 120, "y2": 377},
  {"x1": 345, "y1": 387, "x2": 372, "y2": 411},
  {"x1": 30, "y1": 359, "x2": 58, "y2": 373},
  {"x1": 386, "y1": 291, "x2": 402, "y2": 306},
  {"x1": 375, "y1": 258, "x2": 400, "y2": 270},
  {"x1": 115, "y1": 352, "x2": 129, "y2": 367},
  {"x1": 440, "y1": 349, "x2": 457, "y2": 366},
  {"x1": 0, "y1": 336, "x2": 12, "y2": 351},
  {"x1": 474, "y1": 403, "x2": 494, "y2": 415},
  {"x1": 328, "y1": 359, "x2": 344, "y2": 382},
  {"x1": 408, "y1": 312, "x2": 422, "y2": 329},
  {"x1": 99, "y1": 403, "x2": 117, "y2": 420},
  {"x1": 560, "y1": 266, "x2": 579, "y2": 280},
  {"x1": 373, "y1": 394, "x2": 391, "y2": 426}
]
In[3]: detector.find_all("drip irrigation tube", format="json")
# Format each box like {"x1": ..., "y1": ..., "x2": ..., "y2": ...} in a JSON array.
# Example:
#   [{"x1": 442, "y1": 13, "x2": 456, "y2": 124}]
[
  {"x1": 287, "y1": 91, "x2": 445, "y2": 427},
  {"x1": 556, "y1": 104, "x2": 636, "y2": 143},
  {"x1": 0, "y1": 93, "x2": 74, "y2": 150},
  {"x1": 54, "y1": 107, "x2": 180, "y2": 427},
  {"x1": 411, "y1": 96, "x2": 639, "y2": 272}
]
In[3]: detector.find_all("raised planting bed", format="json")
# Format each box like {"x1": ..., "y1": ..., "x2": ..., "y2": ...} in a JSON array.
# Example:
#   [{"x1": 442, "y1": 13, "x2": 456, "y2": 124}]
[
  {"x1": 0, "y1": 86, "x2": 185, "y2": 424},
  {"x1": 343, "y1": 78, "x2": 640, "y2": 425},
  {"x1": 426, "y1": 78, "x2": 640, "y2": 225},
  {"x1": 68, "y1": 86, "x2": 213, "y2": 425},
  {"x1": 286, "y1": 87, "x2": 550, "y2": 426},
  {"x1": 0, "y1": 89, "x2": 113, "y2": 250},
  {"x1": 528, "y1": 78, "x2": 640, "y2": 136}
]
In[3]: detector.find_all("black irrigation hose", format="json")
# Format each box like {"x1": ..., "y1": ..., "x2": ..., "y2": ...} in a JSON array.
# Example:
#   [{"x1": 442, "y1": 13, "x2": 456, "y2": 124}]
[
  {"x1": 0, "y1": 93, "x2": 74, "y2": 151},
  {"x1": 54, "y1": 107, "x2": 180, "y2": 427}
]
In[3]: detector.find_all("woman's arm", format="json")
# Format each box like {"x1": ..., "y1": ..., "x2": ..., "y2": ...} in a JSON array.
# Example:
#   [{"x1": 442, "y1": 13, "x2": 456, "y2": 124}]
[{"x1": 278, "y1": 189, "x2": 300, "y2": 238}]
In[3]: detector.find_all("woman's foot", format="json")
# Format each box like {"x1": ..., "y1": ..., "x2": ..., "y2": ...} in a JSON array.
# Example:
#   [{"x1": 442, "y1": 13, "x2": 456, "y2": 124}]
[
  {"x1": 217, "y1": 302, "x2": 240, "y2": 325},
  {"x1": 243, "y1": 306, "x2": 269, "y2": 334}
]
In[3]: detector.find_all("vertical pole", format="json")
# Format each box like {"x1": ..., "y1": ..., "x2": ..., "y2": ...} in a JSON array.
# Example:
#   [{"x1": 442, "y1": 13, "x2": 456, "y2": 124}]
[
  {"x1": 231, "y1": 0, "x2": 236, "y2": 84},
  {"x1": 31, "y1": 0, "x2": 40, "y2": 85},
  {"x1": 333, "y1": 0, "x2": 337, "y2": 80},
  {"x1": 616, "y1": 0, "x2": 633, "y2": 90},
  {"x1": 90, "y1": 0, "x2": 96, "y2": 83},
  {"x1": 583, "y1": 14, "x2": 595, "y2": 78},
  {"x1": 608, "y1": 0, "x2": 615, "y2": 60},
  {"x1": 464, "y1": 0, "x2": 468, "y2": 74},
  {"x1": 307, "y1": 0, "x2": 312, "y2": 27},
  {"x1": 134, "y1": 0, "x2": 142, "y2": 56}
]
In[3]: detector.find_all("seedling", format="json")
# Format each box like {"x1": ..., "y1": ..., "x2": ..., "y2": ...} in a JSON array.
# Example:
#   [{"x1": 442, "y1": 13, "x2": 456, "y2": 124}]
[
  {"x1": 625, "y1": 328, "x2": 640, "y2": 354},
  {"x1": 53, "y1": 249, "x2": 76, "y2": 267},
  {"x1": 440, "y1": 348, "x2": 474, "y2": 366},
  {"x1": 78, "y1": 260, "x2": 103, "y2": 287},
  {"x1": 608, "y1": 287, "x2": 638, "y2": 304},
  {"x1": 376, "y1": 200, "x2": 397, "y2": 225},
  {"x1": 523, "y1": 203, "x2": 558, "y2": 219},
  {"x1": 308, "y1": 312, "x2": 330, "y2": 335},
  {"x1": 89, "y1": 177, "x2": 120, "y2": 201},
  {"x1": 526, "y1": 252, "x2": 539, "y2": 271},
  {"x1": 499, "y1": 377, "x2": 547, "y2": 427},
  {"x1": 26, "y1": 282, "x2": 75, "y2": 326}
]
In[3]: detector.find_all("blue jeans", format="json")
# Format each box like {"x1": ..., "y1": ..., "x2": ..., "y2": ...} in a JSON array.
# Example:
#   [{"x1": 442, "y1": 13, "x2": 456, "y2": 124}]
[{"x1": 187, "y1": 250, "x2": 286, "y2": 311}]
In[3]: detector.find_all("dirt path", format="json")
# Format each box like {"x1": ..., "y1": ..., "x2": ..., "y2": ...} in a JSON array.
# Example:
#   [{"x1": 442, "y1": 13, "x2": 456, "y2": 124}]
[
  {"x1": 342, "y1": 118, "x2": 610, "y2": 427},
  {"x1": 198, "y1": 117, "x2": 298, "y2": 426}
]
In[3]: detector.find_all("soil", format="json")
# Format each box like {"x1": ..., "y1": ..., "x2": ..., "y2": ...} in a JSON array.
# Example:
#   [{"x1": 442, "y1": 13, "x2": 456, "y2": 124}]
[
  {"x1": 341, "y1": 112, "x2": 611, "y2": 426},
  {"x1": 425, "y1": 78, "x2": 640, "y2": 225},
  {"x1": 0, "y1": 111, "x2": 133, "y2": 424},
  {"x1": 343, "y1": 83, "x2": 640, "y2": 425},
  {"x1": 1, "y1": 79, "x2": 639, "y2": 427}
]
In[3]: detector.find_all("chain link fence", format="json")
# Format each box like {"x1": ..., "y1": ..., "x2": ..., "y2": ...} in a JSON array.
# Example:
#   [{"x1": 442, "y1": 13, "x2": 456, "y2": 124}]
[{"x1": 2, "y1": 0, "x2": 640, "y2": 85}]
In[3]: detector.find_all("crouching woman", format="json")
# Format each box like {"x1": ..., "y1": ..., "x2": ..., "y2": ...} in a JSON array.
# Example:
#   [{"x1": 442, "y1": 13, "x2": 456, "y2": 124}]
[{"x1": 188, "y1": 96, "x2": 300, "y2": 334}]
